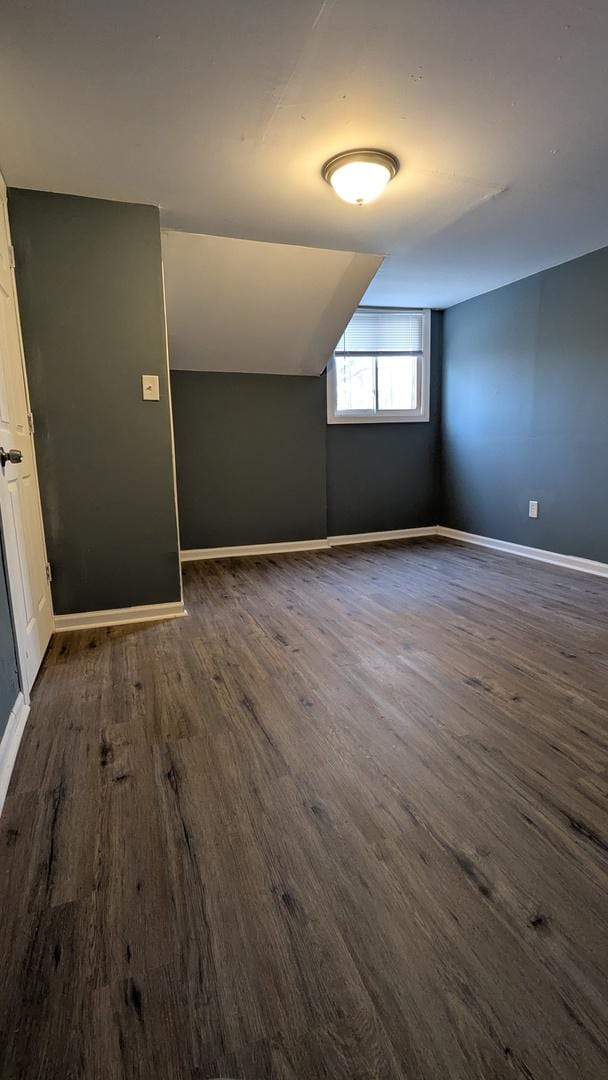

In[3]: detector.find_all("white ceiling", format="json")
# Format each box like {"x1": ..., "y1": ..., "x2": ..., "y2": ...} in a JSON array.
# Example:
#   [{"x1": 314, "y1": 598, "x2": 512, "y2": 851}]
[
  {"x1": 2, "y1": 1, "x2": 608, "y2": 307},
  {"x1": 162, "y1": 231, "x2": 381, "y2": 374}
]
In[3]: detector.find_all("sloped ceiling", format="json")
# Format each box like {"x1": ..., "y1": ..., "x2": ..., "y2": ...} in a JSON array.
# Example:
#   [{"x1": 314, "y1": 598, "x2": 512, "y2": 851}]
[
  {"x1": 2, "y1": 2, "x2": 608, "y2": 306},
  {"x1": 162, "y1": 230, "x2": 381, "y2": 375}
]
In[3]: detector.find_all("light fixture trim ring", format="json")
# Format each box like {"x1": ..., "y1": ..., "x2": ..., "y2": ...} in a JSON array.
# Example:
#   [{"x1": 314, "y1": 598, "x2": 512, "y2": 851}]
[{"x1": 321, "y1": 148, "x2": 400, "y2": 185}]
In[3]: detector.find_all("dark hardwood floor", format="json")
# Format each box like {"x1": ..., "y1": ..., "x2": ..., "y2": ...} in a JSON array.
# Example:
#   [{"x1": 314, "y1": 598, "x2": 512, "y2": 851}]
[{"x1": 0, "y1": 538, "x2": 607, "y2": 1079}]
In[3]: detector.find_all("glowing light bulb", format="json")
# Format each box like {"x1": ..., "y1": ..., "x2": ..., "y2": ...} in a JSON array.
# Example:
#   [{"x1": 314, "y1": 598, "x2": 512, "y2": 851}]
[
  {"x1": 329, "y1": 161, "x2": 392, "y2": 205},
  {"x1": 322, "y1": 150, "x2": 399, "y2": 206}
]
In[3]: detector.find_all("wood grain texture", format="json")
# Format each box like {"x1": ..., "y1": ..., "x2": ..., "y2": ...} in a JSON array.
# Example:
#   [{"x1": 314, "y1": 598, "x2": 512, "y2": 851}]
[{"x1": 0, "y1": 537, "x2": 607, "y2": 1079}]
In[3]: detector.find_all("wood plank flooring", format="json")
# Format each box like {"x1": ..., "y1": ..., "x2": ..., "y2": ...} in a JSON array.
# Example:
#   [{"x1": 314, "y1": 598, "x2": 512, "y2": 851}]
[{"x1": 0, "y1": 537, "x2": 607, "y2": 1079}]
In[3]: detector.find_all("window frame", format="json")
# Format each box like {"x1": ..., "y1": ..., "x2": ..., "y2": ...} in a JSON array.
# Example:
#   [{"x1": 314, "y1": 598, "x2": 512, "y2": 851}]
[{"x1": 326, "y1": 307, "x2": 431, "y2": 425}]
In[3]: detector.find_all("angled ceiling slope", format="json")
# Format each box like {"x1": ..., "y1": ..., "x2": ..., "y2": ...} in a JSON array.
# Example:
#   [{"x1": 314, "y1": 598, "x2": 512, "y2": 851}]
[{"x1": 162, "y1": 231, "x2": 381, "y2": 376}]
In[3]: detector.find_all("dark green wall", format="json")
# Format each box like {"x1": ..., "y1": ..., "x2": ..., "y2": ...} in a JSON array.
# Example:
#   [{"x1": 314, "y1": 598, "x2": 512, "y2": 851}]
[
  {"x1": 0, "y1": 531, "x2": 19, "y2": 740},
  {"x1": 443, "y1": 246, "x2": 608, "y2": 562},
  {"x1": 9, "y1": 189, "x2": 181, "y2": 614},
  {"x1": 171, "y1": 371, "x2": 327, "y2": 547},
  {"x1": 327, "y1": 310, "x2": 442, "y2": 534},
  {"x1": 171, "y1": 313, "x2": 442, "y2": 548}
]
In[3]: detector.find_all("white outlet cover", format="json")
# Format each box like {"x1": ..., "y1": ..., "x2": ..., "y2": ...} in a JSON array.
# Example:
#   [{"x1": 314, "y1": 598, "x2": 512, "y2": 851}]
[
  {"x1": 528, "y1": 500, "x2": 539, "y2": 519},
  {"x1": 142, "y1": 374, "x2": 160, "y2": 401}
]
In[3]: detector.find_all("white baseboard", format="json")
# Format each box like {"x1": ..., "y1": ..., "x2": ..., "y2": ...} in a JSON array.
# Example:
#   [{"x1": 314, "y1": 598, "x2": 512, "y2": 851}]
[
  {"x1": 328, "y1": 526, "x2": 438, "y2": 547},
  {"x1": 54, "y1": 600, "x2": 186, "y2": 633},
  {"x1": 181, "y1": 529, "x2": 440, "y2": 562},
  {"x1": 181, "y1": 539, "x2": 331, "y2": 562},
  {"x1": 0, "y1": 691, "x2": 29, "y2": 817},
  {"x1": 181, "y1": 525, "x2": 608, "y2": 581},
  {"x1": 437, "y1": 527, "x2": 608, "y2": 579}
]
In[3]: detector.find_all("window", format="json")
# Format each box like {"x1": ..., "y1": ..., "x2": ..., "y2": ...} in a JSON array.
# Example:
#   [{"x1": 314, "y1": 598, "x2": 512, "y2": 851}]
[{"x1": 327, "y1": 307, "x2": 431, "y2": 423}]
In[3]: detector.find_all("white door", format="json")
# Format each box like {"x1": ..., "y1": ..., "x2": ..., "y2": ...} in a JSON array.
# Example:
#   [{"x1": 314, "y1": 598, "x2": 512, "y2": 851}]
[{"x1": 0, "y1": 173, "x2": 53, "y2": 693}]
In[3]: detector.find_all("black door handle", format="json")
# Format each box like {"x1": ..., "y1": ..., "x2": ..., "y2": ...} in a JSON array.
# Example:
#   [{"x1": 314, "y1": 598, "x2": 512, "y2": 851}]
[{"x1": 0, "y1": 448, "x2": 23, "y2": 467}]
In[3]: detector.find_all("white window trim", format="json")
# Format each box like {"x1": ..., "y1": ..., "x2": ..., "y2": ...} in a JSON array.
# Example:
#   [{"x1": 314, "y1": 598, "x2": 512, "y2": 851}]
[{"x1": 327, "y1": 307, "x2": 431, "y2": 424}]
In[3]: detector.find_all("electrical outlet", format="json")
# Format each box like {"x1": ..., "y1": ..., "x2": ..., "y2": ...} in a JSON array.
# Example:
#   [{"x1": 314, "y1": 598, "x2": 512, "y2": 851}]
[
  {"x1": 142, "y1": 374, "x2": 160, "y2": 401},
  {"x1": 528, "y1": 499, "x2": 539, "y2": 519}
]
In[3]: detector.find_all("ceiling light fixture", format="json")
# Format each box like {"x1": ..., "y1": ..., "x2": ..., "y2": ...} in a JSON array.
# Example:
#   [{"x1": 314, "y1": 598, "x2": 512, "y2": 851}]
[{"x1": 322, "y1": 149, "x2": 399, "y2": 206}]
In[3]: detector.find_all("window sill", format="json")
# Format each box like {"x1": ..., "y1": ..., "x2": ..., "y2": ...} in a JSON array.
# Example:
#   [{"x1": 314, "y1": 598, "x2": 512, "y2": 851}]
[{"x1": 327, "y1": 412, "x2": 430, "y2": 425}]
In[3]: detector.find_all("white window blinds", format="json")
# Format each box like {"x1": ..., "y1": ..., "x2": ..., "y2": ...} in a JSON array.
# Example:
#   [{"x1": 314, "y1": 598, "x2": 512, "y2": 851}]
[{"x1": 335, "y1": 309, "x2": 424, "y2": 354}]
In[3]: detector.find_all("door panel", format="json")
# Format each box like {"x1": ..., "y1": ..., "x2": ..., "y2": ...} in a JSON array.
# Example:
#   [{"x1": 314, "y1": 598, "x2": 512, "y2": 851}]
[{"x1": 0, "y1": 179, "x2": 53, "y2": 693}]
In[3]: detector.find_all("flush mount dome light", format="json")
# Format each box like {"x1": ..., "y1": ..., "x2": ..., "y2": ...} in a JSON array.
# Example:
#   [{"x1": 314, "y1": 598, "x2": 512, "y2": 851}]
[{"x1": 322, "y1": 148, "x2": 399, "y2": 205}]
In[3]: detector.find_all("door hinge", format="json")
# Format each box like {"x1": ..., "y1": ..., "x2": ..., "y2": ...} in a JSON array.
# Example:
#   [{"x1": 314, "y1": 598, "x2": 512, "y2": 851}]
[
  {"x1": 8, "y1": 245, "x2": 15, "y2": 270},
  {"x1": 27, "y1": 412, "x2": 35, "y2": 434},
  {"x1": 45, "y1": 562, "x2": 52, "y2": 583}
]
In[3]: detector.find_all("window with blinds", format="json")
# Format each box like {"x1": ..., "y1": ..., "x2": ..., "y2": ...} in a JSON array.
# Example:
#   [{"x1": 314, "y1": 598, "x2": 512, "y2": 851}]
[{"x1": 327, "y1": 307, "x2": 430, "y2": 424}]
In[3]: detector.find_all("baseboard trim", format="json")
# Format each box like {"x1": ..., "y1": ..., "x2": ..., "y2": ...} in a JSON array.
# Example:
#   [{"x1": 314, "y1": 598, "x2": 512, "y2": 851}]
[
  {"x1": 179, "y1": 526, "x2": 608, "y2": 580},
  {"x1": 328, "y1": 527, "x2": 438, "y2": 547},
  {"x1": 181, "y1": 529, "x2": 441, "y2": 562},
  {"x1": 181, "y1": 539, "x2": 331, "y2": 561},
  {"x1": 0, "y1": 692, "x2": 29, "y2": 816},
  {"x1": 54, "y1": 600, "x2": 186, "y2": 633},
  {"x1": 437, "y1": 527, "x2": 608, "y2": 579}
]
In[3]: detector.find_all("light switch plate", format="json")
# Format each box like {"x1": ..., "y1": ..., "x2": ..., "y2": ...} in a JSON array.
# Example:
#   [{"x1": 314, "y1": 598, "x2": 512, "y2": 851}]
[
  {"x1": 142, "y1": 374, "x2": 160, "y2": 401},
  {"x1": 528, "y1": 499, "x2": 539, "y2": 519}
]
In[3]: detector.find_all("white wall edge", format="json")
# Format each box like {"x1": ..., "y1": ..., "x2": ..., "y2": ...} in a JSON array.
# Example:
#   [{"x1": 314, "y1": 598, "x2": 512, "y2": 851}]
[
  {"x1": 0, "y1": 692, "x2": 29, "y2": 817},
  {"x1": 54, "y1": 600, "x2": 186, "y2": 633},
  {"x1": 328, "y1": 527, "x2": 438, "y2": 547},
  {"x1": 437, "y1": 527, "x2": 608, "y2": 579},
  {"x1": 181, "y1": 539, "x2": 331, "y2": 561}
]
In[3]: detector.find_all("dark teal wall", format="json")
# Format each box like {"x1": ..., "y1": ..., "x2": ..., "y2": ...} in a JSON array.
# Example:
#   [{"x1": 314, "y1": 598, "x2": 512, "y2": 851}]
[
  {"x1": 171, "y1": 371, "x2": 327, "y2": 548},
  {"x1": 10, "y1": 183, "x2": 606, "y2": 579},
  {"x1": 327, "y1": 311, "x2": 442, "y2": 534},
  {"x1": 171, "y1": 313, "x2": 442, "y2": 547},
  {"x1": 0, "y1": 530, "x2": 19, "y2": 740},
  {"x1": 443, "y1": 246, "x2": 608, "y2": 562},
  {"x1": 9, "y1": 189, "x2": 182, "y2": 614}
]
